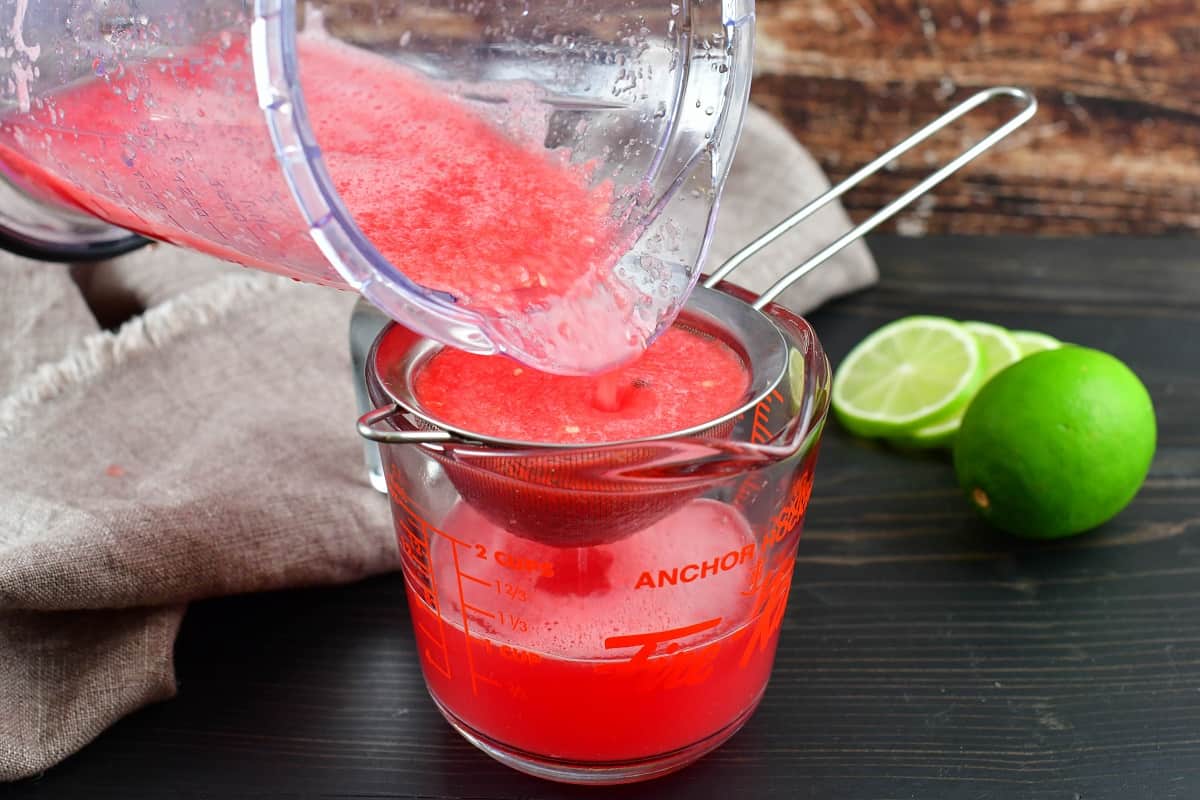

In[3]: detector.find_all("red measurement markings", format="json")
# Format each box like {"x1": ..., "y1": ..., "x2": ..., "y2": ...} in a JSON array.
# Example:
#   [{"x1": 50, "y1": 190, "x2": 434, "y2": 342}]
[
  {"x1": 599, "y1": 617, "x2": 727, "y2": 691},
  {"x1": 732, "y1": 389, "x2": 786, "y2": 513},
  {"x1": 445, "y1": 532, "x2": 502, "y2": 694},
  {"x1": 750, "y1": 388, "x2": 784, "y2": 443},
  {"x1": 738, "y1": 558, "x2": 794, "y2": 669},
  {"x1": 387, "y1": 474, "x2": 453, "y2": 681},
  {"x1": 763, "y1": 452, "x2": 816, "y2": 549},
  {"x1": 386, "y1": 472, "x2": 508, "y2": 693},
  {"x1": 604, "y1": 617, "x2": 724, "y2": 659}
]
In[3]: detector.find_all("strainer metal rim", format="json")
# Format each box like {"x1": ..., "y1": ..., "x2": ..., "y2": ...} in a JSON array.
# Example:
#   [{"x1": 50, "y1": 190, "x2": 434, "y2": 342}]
[{"x1": 366, "y1": 284, "x2": 790, "y2": 451}]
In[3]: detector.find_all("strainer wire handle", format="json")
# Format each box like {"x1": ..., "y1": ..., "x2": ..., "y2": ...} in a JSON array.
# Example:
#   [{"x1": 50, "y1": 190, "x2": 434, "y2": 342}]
[
  {"x1": 702, "y1": 86, "x2": 1038, "y2": 310},
  {"x1": 358, "y1": 403, "x2": 455, "y2": 444}
]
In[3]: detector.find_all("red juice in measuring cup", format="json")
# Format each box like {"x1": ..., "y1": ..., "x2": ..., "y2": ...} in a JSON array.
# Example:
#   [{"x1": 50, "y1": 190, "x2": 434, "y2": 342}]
[{"x1": 393, "y1": 461, "x2": 816, "y2": 772}]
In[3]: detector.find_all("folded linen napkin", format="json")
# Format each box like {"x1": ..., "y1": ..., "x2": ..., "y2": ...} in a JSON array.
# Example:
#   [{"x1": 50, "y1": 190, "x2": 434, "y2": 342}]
[{"x1": 0, "y1": 103, "x2": 876, "y2": 781}]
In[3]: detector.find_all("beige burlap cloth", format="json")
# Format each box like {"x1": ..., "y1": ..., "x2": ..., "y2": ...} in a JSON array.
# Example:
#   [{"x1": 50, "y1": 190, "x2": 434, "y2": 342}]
[{"x1": 0, "y1": 104, "x2": 876, "y2": 781}]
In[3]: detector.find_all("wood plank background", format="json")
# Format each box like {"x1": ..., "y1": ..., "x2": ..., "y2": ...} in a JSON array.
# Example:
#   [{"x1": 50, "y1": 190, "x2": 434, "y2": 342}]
[{"x1": 751, "y1": 0, "x2": 1200, "y2": 235}]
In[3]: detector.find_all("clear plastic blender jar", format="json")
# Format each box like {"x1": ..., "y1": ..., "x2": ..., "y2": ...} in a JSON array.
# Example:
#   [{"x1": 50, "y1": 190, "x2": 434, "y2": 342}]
[{"x1": 0, "y1": 0, "x2": 754, "y2": 374}]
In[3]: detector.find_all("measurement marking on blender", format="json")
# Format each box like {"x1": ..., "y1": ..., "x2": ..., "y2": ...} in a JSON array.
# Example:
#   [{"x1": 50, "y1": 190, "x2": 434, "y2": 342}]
[{"x1": 458, "y1": 571, "x2": 492, "y2": 587}]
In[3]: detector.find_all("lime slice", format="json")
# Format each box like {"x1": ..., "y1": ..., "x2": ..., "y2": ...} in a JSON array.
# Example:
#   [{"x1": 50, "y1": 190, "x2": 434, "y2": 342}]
[
  {"x1": 963, "y1": 322, "x2": 1024, "y2": 373},
  {"x1": 1010, "y1": 330, "x2": 1063, "y2": 356},
  {"x1": 832, "y1": 316, "x2": 985, "y2": 437},
  {"x1": 893, "y1": 409, "x2": 962, "y2": 449},
  {"x1": 896, "y1": 321, "x2": 1023, "y2": 448}
]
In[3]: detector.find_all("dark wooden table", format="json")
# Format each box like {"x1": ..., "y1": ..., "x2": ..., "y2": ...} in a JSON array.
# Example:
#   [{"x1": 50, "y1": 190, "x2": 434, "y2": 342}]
[{"x1": 9, "y1": 236, "x2": 1200, "y2": 799}]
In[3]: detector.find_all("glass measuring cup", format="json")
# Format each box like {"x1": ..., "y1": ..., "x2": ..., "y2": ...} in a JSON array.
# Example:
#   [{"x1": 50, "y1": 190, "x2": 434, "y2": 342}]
[
  {"x1": 0, "y1": 0, "x2": 753, "y2": 374},
  {"x1": 363, "y1": 288, "x2": 829, "y2": 784}
]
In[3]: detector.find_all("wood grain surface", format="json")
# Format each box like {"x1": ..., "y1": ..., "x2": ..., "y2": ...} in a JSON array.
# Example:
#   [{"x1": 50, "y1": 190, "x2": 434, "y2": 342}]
[
  {"x1": 313, "y1": 0, "x2": 1199, "y2": 236},
  {"x1": 316, "y1": 0, "x2": 1200, "y2": 236},
  {"x1": 752, "y1": 0, "x2": 1200, "y2": 236},
  {"x1": 7, "y1": 236, "x2": 1200, "y2": 799}
]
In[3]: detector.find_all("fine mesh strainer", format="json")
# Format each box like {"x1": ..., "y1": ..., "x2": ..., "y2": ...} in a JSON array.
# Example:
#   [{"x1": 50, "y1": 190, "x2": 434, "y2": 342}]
[{"x1": 358, "y1": 87, "x2": 1037, "y2": 546}]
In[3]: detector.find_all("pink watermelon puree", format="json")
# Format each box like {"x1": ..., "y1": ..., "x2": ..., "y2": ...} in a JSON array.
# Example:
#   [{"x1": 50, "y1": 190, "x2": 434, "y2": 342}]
[
  {"x1": 0, "y1": 34, "x2": 642, "y2": 370},
  {"x1": 300, "y1": 38, "x2": 630, "y2": 339},
  {"x1": 413, "y1": 325, "x2": 751, "y2": 443}
]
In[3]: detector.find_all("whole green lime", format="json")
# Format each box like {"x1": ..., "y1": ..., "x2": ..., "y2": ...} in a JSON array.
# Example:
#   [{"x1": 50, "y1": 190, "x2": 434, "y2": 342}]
[{"x1": 953, "y1": 346, "x2": 1156, "y2": 539}]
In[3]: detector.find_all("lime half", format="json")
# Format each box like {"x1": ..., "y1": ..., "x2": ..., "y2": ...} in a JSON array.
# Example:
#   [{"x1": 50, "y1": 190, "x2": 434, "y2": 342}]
[
  {"x1": 1011, "y1": 330, "x2": 1063, "y2": 356},
  {"x1": 954, "y1": 346, "x2": 1156, "y2": 538},
  {"x1": 832, "y1": 316, "x2": 985, "y2": 437},
  {"x1": 897, "y1": 321, "x2": 1023, "y2": 448}
]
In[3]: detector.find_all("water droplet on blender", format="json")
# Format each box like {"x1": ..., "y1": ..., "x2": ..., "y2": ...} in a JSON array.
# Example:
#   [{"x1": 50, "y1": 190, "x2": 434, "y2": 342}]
[
  {"x1": 120, "y1": 145, "x2": 136, "y2": 167},
  {"x1": 92, "y1": 57, "x2": 106, "y2": 76},
  {"x1": 670, "y1": 2, "x2": 681, "y2": 14},
  {"x1": 400, "y1": 30, "x2": 413, "y2": 46},
  {"x1": 704, "y1": 106, "x2": 714, "y2": 115}
]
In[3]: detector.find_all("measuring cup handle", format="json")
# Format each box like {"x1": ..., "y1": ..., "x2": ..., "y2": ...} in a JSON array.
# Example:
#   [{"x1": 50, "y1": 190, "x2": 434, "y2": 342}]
[
  {"x1": 357, "y1": 404, "x2": 455, "y2": 444},
  {"x1": 703, "y1": 86, "x2": 1038, "y2": 310}
]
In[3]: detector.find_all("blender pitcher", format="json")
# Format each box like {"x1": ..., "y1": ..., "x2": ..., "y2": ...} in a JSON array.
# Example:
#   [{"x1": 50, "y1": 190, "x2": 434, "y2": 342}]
[{"x1": 0, "y1": 0, "x2": 754, "y2": 374}]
